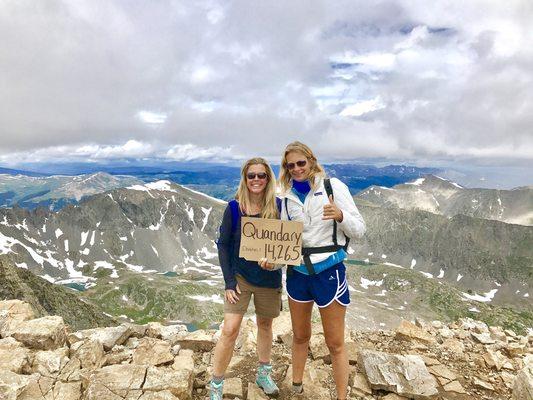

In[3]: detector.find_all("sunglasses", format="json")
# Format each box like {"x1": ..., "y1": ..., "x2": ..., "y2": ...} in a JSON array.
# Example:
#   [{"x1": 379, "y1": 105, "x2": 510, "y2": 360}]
[
  {"x1": 286, "y1": 160, "x2": 307, "y2": 170},
  {"x1": 246, "y1": 172, "x2": 268, "y2": 180}
]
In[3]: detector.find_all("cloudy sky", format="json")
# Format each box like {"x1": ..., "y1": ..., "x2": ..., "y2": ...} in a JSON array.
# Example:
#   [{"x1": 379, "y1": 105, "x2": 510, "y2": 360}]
[{"x1": 0, "y1": 0, "x2": 532, "y2": 168}]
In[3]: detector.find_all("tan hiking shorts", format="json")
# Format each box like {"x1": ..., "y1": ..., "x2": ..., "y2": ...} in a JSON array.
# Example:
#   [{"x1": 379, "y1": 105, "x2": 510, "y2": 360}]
[{"x1": 224, "y1": 275, "x2": 282, "y2": 319}]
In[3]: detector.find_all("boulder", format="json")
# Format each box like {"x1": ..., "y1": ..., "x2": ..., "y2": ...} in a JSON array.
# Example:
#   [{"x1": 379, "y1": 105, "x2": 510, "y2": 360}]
[
  {"x1": 83, "y1": 364, "x2": 147, "y2": 398},
  {"x1": 172, "y1": 349, "x2": 194, "y2": 372},
  {"x1": 0, "y1": 337, "x2": 30, "y2": 373},
  {"x1": 351, "y1": 372, "x2": 372, "y2": 396},
  {"x1": 513, "y1": 359, "x2": 533, "y2": 400},
  {"x1": 309, "y1": 334, "x2": 329, "y2": 361},
  {"x1": 11, "y1": 316, "x2": 66, "y2": 350},
  {"x1": 143, "y1": 365, "x2": 194, "y2": 399},
  {"x1": 396, "y1": 320, "x2": 436, "y2": 344},
  {"x1": 272, "y1": 311, "x2": 293, "y2": 345},
  {"x1": 247, "y1": 382, "x2": 269, "y2": 400},
  {"x1": 443, "y1": 380, "x2": 466, "y2": 394},
  {"x1": 473, "y1": 377, "x2": 494, "y2": 391},
  {"x1": 139, "y1": 390, "x2": 178, "y2": 400},
  {"x1": 70, "y1": 339, "x2": 105, "y2": 370},
  {"x1": 177, "y1": 329, "x2": 216, "y2": 352},
  {"x1": 223, "y1": 377, "x2": 243, "y2": 398},
  {"x1": 104, "y1": 345, "x2": 133, "y2": 366},
  {"x1": 0, "y1": 370, "x2": 32, "y2": 400},
  {"x1": 472, "y1": 332, "x2": 496, "y2": 345},
  {"x1": 358, "y1": 349, "x2": 438, "y2": 399},
  {"x1": 132, "y1": 337, "x2": 173, "y2": 366},
  {"x1": 52, "y1": 381, "x2": 82, "y2": 400},
  {"x1": 31, "y1": 347, "x2": 70, "y2": 377},
  {"x1": 17, "y1": 373, "x2": 55, "y2": 400},
  {"x1": 0, "y1": 300, "x2": 35, "y2": 337},
  {"x1": 69, "y1": 325, "x2": 132, "y2": 350}
]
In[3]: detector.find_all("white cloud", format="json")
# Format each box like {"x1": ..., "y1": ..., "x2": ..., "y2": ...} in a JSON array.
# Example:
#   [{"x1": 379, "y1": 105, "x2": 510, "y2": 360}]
[{"x1": 0, "y1": 0, "x2": 532, "y2": 166}]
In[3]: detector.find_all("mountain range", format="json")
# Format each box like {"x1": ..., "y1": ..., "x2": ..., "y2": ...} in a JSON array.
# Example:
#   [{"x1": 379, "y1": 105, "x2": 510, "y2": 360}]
[{"x1": 356, "y1": 174, "x2": 533, "y2": 226}]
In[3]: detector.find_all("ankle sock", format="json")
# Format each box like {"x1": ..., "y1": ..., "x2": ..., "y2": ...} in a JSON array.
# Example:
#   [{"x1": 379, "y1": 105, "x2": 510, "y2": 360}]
[
  {"x1": 211, "y1": 375, "x2": 224, "y2": 385},
  {"x1": 292, "y1": 382, "x2": 303, "y2": 393}
]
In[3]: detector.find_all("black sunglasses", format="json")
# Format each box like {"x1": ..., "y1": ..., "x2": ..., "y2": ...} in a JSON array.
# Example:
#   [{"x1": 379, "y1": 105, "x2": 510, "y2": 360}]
[
  {"x1": 246, "y1": 172, "x2": 268, "y2": 180},
  {"x1": 286, "y1": 160, "x2": 307, "y2": 170}
]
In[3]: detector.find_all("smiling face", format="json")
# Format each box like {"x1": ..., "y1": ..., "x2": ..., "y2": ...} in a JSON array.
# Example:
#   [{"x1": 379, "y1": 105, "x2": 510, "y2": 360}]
[
  {"x1": 245, "y1": 163, "x2": 268, "y2": 195},
  {"x1": 286, "y1": 151, "x2": 311, "y2": 182}
]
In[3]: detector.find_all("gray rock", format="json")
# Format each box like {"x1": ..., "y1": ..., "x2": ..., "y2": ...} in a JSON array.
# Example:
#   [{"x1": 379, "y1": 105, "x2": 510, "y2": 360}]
[
  {"x1": 358, "y1": 349, "x2": 438, "y2": 399},
  {"x1": 11, "y1": 316, "x2": 66, "y2": 350},
  {"x1": 70, "y1": 339, "x2": 105, "y2": 370},
  {"x1": 69, "y1": 325, "x2": 132, "y2": 350},
  {"x1": 31, "y1": 347, "x2": 70, "y2": 377},
  {"x1": 513, "y1": 358, "x2": 533, "y2": 400},
  {"x1": 132, "y1": 337, "x2": 173, "y2": 366},
  {"x1": 0, "y1": 337, "x2": 30, "y2": 373},
  {"x1": 143, "y1": 365, "x2": 193, "y2": 399},
  {"x1": 223, "y1": 377, "x2": 243, "y2": 398}
]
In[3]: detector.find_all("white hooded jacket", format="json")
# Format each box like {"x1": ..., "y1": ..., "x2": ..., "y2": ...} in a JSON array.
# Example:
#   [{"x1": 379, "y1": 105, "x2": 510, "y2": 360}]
[{"x1": 281, "y1": 177, "x2": 366, "y2": 265}]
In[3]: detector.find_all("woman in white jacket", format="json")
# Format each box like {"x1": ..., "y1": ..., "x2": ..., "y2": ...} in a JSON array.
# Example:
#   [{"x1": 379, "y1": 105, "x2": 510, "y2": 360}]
[{"x1": 276, "y1": 141, "x2": 365, "y2": 399}]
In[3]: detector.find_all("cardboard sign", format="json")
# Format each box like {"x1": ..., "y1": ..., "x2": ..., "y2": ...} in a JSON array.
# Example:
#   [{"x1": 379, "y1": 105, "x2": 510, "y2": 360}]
[{"x1": 239, "y1": 217, "x2": 303, "y2": 266}]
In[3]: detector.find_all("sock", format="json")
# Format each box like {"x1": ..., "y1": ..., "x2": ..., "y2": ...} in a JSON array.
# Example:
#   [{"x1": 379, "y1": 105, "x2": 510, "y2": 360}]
[
  {"x1": 292, "y1": 382, "x2": 303, "y2": 393},
  {"x1": 211, "y1": 375, "x2": 224, "y2": 385},
  {"x1": 259, "y1": 361, "x2": 270, "y2": 366}
]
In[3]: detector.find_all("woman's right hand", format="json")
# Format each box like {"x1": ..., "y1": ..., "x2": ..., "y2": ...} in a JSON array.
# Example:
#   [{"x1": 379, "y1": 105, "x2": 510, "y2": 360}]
[{"x1": 225, "y1": 284, "x2": 241, "y2": 304}]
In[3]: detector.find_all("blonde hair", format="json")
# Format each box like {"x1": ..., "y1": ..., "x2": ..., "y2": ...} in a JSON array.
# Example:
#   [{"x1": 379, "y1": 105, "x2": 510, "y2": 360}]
[
  {"x1": 279, "y1": 141, "x2": 326, "y2": 192},
  {"x1": 235, "y1": 157, "x2": 279, "y2": 219}
]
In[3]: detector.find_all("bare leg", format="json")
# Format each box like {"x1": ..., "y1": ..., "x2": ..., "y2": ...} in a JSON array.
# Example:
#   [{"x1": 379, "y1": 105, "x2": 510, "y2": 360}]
[
  {"x1": 212, "y1": 313, "x2": 244, "y2": 376},
  {"x1": 256, "y1": 316, "x2": 273, "y2": 363},
  {"x1": 288, "y1": 299, "x2": 314, "y2": 384},
  {"x1": 319, "y1": 301, "x2": 348, "y2": 399}
]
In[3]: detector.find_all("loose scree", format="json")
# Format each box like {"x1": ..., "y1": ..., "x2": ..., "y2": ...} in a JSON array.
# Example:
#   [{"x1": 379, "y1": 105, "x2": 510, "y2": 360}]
[{"x1": 239, "y1": 217, "x2": 303, "y2": 266}]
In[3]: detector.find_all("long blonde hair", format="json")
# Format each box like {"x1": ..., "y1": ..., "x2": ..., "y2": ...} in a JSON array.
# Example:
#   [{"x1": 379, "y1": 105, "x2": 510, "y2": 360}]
[
  {"x1": 279, "y1": 141, "x2": 326, "y2": 192},
  {"x1": 235, "y1": 157, "x2": 279, "y2": 219}
]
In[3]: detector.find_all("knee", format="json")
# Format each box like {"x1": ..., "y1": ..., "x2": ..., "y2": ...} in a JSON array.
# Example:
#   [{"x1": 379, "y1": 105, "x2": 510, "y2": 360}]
[
  {"x1": 221, "y1": 324, "x2": 240, "y2": 342},
  {"x1": 293, "y1": 331, "x2": 311, "y2": 346},
  {"x1": 325, "y1": 338, "x2": 344, "y2": 356},
  {"x1": 256, "y1": 318, "x2": 272, "y2": 331}
]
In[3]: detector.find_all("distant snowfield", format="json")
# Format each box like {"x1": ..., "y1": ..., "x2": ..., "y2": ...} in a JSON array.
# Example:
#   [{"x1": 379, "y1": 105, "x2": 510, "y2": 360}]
[
  {"x1": 187, "y1": 294, "x2": 224, "y2": 304},
  {"x1": 462, "y1": 288, "x2": 498, "y2": 303}
]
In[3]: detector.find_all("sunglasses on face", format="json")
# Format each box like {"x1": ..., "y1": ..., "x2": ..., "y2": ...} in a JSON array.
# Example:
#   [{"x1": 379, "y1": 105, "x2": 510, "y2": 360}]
[
  {"x1": 286, "y1": 160, "x2": 307, "y2": 170},
  {"x1": 246, "y1": 172, "x2": 268, "y2": 180}
]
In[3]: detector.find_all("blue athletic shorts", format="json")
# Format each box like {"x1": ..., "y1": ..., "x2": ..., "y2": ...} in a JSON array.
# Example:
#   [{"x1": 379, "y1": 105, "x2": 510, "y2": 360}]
[{"x1": 286, "y1": 262, "x2": 350, "y2": 308}]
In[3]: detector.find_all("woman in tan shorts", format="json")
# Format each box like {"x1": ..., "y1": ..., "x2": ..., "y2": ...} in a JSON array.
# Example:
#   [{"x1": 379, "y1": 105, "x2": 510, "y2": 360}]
[{"x1": 210, "y1": 157, "x2": 282, "y2": 399}]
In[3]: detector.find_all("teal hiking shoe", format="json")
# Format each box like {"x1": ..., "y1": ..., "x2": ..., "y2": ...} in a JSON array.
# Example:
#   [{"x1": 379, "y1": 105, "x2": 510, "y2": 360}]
[
  {"x1": 209, "y1": 379, "x2": 223, "y2": 400},
  {"x1": 256, "y1": 364, "x2": 279, "y2": 397}
]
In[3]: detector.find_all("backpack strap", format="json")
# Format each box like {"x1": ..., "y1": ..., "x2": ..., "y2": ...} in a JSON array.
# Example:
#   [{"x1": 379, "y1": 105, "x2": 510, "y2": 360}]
[
  {"x1": 229, "y1": 200, "x2": 240, "y2": 234},
  {"x1": 323, "y1": 178, "x2": 338, "y2": 246},
  {"x1": 276, "y1": 197, "x2": 282, "y2": 214}
]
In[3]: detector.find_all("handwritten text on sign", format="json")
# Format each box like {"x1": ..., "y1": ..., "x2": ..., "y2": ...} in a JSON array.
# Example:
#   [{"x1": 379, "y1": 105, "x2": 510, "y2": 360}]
[{"x1": 239, "y1": 217, "x2": 303, "y2": 266}]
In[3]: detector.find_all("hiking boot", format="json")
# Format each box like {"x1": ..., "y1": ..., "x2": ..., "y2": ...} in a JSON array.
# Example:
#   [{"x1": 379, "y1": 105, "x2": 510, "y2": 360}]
[
  {"x1": 209, "y1": 379, "x2": 223, "y2": 400},
  {"x1": 256, "y1": 364, "x2": 279, "y2": 397}
]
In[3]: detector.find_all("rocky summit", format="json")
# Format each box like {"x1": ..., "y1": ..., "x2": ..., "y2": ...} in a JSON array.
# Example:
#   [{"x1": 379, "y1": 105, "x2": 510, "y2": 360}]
[{"x1": 0, "y1": 300, "x2": 532, "y2": 400}]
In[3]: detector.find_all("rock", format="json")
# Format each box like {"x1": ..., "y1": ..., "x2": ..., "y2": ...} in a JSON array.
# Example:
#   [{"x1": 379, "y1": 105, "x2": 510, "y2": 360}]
[
  {"x1": 358, "y1": 349, "x2": 438, "y2": 399},
  {"x1": 11, "y1": 316, "x2": 66, "y2": 350},
  {"x1": 441, "y1": 338, "x2": 465, "y2": 354},
  {"x1": 382, "y1": 394, "x2": 409, "y2": 400},
  {"x1": 505, "y1": 329, "x2": 517, "y2": 338},
  {"x1": 171, "y1": 344, "x2": 181, "y2": 355},
  {"x1": 310, "y1": 334, "x2": 329, "y2": 361},
  {"x1": 489, "y1": 326, "x2": 507, "y2": 342},
  {"x1": 223, "y1": 377, "x2": 243, "y2": 398},
  {"x1": 121, "y1": 322, "x2": 147, "y2": 338},
  {"x1": 226, "y1": 355, "x2": 245, "y2": 377},
  {"x1": 52, "y1": 381, "x2": 82, "y2": 400},
  {"x1": 57, "y1": 357, "x2": 82, "y2": 382},
  {"x1": 443, "y1": 380, "x2": 466, "y2": 394},
  {"x1": 146, "y1": 321, "x2": 165, "y2": 338},
  {"x1": 483, "y1": 348, "x2": 508, "y2": 370},
  {"x1": 345, "y1": 341, "x2": 359, "y2": 365},
  {"x1": 160, "y1": 324, "x2": 187, "y2": 344},
  {"x1": 471, "y1": 332, "x2": 496, "y2": 345},
  {"x1": 420, "y1": 356, "x2": 440, "y2": 366},
  {"x1": 139, "y1": 390, "x2": 178, "y2": 400},
  {"x1": 282, "y1": 365, "x2": 331, "y2": 399},
  {"x1": 69, "y1": 325, "x2": 132, "y2": 350},
  {"x1": 247, "y1": 382, "x2": 269, "y2": 400},
  {"x1": 473, "y1": 377, "x2": 494, "y2": 391},
  {"x1": 431, "y1": 321, "x2": 443, "y2": 329},
  {"x1": 31, "y1": 347, "x2": 70, "y2": 377},
  {"x1": 70, "y1": 339, "x2": 105, "y2": 370},
  {"x1": 396, "y1": 320, "x2": 436, "y2": 344},
  {"x1": 235, "y1": 319, "x2": 257, "y2": 353},
  {"x1": 272, "y1": 311, "x2": 292, "y2": 345},
  {"x1": 0, "y1": 337, "x2": 30, "y2": 373},
  {"x1": 143, "y1": 365, "x2": 194, "y2": 399},
  {"x1": 0, "y1": 301, "x2": 34, "y2": 338},
  {"x1": 104, "y1": 345, "x2": 133, "y2": 366},
  {"x1": 351, "y1": 372, "x2": 372, "y2": 396},
  {"x1": 83, "y1": 364, "x2": 147, "y2": 398},
  {"x1": 506, "y1": 342, "x2": 526, "y2": 358},
  {"x1": 512, "y1": 359, "x2": 533, "y2": 400},
  {"x1": 172, "y1": 349, "x2": 194, "y2": 372},
  {"x1": 0, "y1": 370, "x2": 32, "y2": 400},
  {"x1": 428, "y1": 364, "x2": 457, "y2": 381},
  {"x1": 177, "y1": 329, "x2": 216, "y2": 352},
  {"x1": 17, "y1": 373, "x2": 55, "y2": 400},
  {"x1": 132, "y1": 337, "x2": 173, "y2": 366},
  {"x1": 437, "y1": 327, "x2": 454, "y2": 339}
]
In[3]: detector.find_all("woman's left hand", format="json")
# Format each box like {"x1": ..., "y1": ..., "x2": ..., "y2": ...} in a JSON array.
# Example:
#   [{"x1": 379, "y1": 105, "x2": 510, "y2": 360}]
[
  {"x1": 258, "y1": 257, "x2": 276, "y2": 270},
  {"x1": 323, "y1": 195, "x2": 343, "y2": 222}
]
